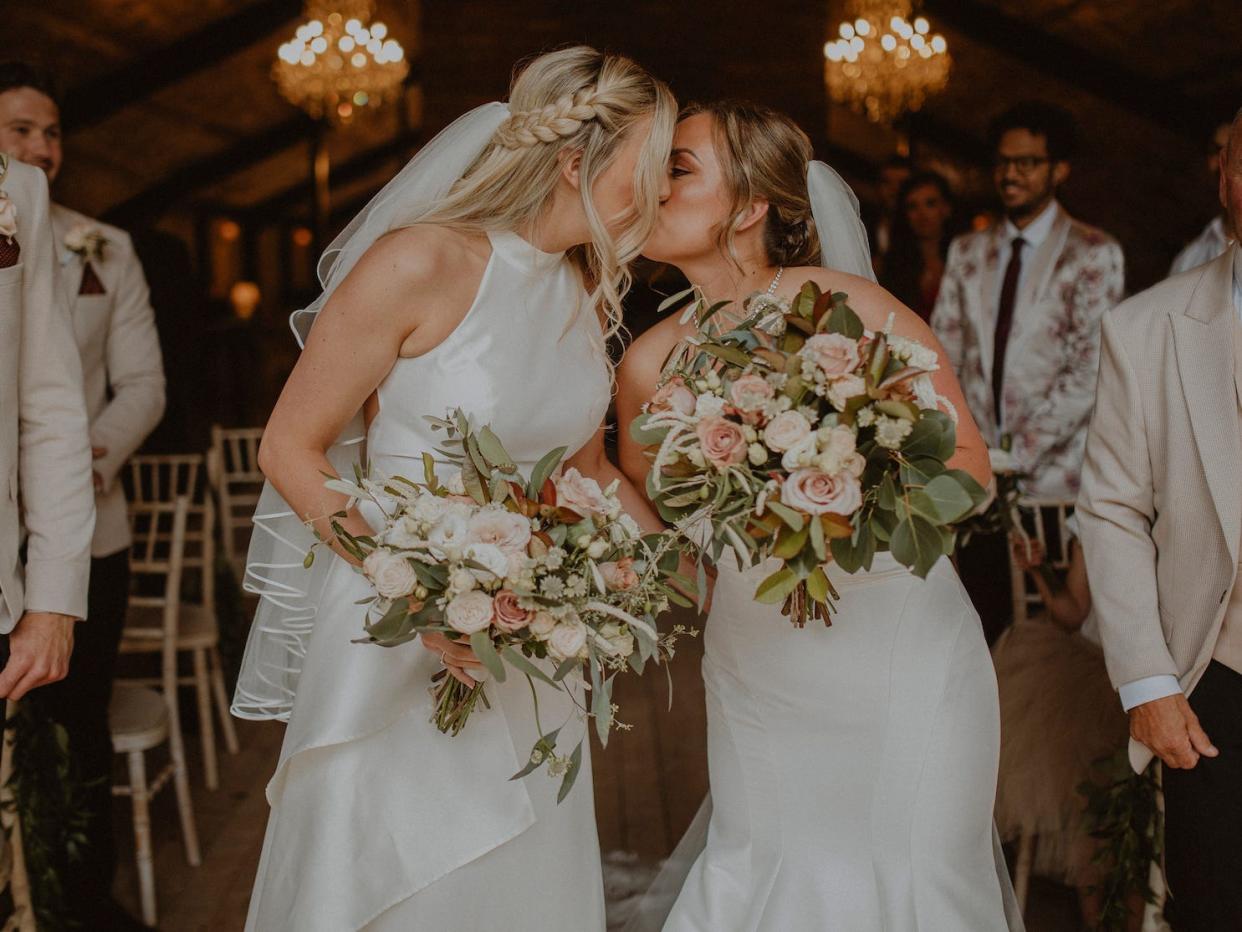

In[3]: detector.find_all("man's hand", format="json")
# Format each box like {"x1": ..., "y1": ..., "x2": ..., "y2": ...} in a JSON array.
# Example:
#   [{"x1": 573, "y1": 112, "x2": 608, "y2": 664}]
[
  {"x1": 0, "y1": 611, "x2": 76, "y2": 700},
  {"x1": 1130, "y1": 693, "x2": 1219, "y2": 769}
]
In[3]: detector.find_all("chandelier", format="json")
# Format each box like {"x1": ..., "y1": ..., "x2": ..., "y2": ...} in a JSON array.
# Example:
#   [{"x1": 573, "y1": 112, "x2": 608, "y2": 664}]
[
  {"x1": 823, "y1": 0, "x2": 951, "y2": 125},
  {"x1": 274, "y1": 0, "x2": 408, "y2": 123}
]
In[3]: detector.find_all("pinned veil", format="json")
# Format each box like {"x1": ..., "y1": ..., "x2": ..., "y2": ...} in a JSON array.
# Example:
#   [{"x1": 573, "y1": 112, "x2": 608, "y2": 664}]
[{"x1": 230, "y1": 102, "x2": 511, "y2": 721}]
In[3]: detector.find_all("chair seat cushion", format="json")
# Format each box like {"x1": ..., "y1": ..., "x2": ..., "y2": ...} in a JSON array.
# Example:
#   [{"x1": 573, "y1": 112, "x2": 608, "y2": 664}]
[{"x1": 110, "y1": 686, "x2": 169, "y2": 751}]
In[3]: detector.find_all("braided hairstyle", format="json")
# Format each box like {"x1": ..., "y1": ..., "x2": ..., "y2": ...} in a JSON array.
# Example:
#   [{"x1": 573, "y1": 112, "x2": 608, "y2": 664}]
[
  {"x1": 680, "y1": 100, "x2": 821, "y2": 269},
  {"x1": 410, "y1": 46, "x2": 676, "y2": 369}
]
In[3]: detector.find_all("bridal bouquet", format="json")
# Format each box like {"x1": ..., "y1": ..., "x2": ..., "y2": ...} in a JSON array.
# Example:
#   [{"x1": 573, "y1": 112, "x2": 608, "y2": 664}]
[
  {"x1": 314, "y1": 410, "x2": 692, "y2": 799},
  {"x1": 633, "y1": 281, "x2": 986, "y2": 626}
]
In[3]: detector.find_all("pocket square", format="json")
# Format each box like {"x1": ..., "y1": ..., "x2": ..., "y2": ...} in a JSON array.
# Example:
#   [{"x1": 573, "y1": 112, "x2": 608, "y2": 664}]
[
  {"x1": 78, "y1": 261, "x2": 105, "y2": 295},
  {"x1": 0, "y1": 236, "x2": 18, "y2": 269}
]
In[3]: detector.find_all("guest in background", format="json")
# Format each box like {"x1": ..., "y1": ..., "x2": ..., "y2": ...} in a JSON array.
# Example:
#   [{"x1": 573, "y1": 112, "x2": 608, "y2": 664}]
[
  {"x1": 932, "y1": 101, "x2": 1124, "y2": 642},
  {"x1": 1170, "y1": 121, "x2": 1234, "y2": 276},
  {"x1": 0, "y1": 60, "x2": 165, "y2": 932},
  {"x1": 991, "y1": 521, "x2": 1134, "y2": 930},
  {"x1": 880, "y1": 170, "x2": 959, "y2": 323},
  {"x1": 1078, "y1": 107, "x2": 1242, "y2": 932},
  {"x1": 862, "y1": 154, "x2": 911, "y2": 277}
]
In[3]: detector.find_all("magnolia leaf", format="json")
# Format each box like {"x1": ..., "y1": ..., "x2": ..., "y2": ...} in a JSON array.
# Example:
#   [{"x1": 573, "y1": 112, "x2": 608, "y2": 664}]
[
  {"x1": 824, "y1": 301, "x2": 865, "y2": 339},
  {"x1": 774, "y1": 522, "x2": 810, "y2": 560},
  {"x1": 809, "y1": 510, "x2": 827, "y2": 560},
  {"x1": 469, "y1": 630, "x2": 507, "y2": 683},
  {"x1": 528, "y1": 446, "x2": 568, "y2": 499},
  {"x1": 792, "y1": 280, "x2": 819, "y2": 319},
  {"x1": 754, "y1": 567, "x2": 799, "y2": 604},
  {"x1": 805, "y1": 565, "x2": 832, "y2": 603}
]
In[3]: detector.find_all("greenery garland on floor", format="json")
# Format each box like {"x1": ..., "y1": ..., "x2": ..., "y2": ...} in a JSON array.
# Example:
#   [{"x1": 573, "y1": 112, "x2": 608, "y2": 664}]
[
  {"x1": 4, "y1": 703, "x2": 95, "y2": 931},
  {"x1": 1080, "y1": 751, "x2": 1163, "y2": 931}
]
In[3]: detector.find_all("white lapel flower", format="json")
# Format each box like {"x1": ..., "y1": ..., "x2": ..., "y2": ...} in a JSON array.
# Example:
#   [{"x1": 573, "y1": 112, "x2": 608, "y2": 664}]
[
  {"x1": 0, "y1": 191, "x2": 16, "y2": 241},
  {"x1": 64, "y1": 223, "x2": 108, "y2": 262}
]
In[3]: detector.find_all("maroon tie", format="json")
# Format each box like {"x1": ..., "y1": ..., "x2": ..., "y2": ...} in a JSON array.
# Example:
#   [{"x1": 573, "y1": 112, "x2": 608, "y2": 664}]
[
  {"x1": 79, "y1": 261, "x2": 105, "y2": 295},
  {"x1": 991, "y1": 237, "x2": 1026, "y2": 420},
  {"x1": 0, "y1": 235, "x2": 17, "y2": 269}
]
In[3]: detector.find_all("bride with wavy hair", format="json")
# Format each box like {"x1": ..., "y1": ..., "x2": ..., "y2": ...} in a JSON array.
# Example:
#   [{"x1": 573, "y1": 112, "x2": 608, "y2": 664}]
[
  {"x1": 617, "y1": 100, "x2": 1023, "y2": 931},
  {"x1": 234, "y1": 46, "x2": 674, "y2": 931}
]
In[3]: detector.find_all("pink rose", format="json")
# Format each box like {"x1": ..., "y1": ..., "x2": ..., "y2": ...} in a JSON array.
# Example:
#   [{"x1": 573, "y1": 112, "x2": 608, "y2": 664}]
[
  {"x1": 555, "y1": 467, "x2": 609, "y2": 517},
  {"x1": 802, "y1": 333, "x2": 861, "y2": 378},
  {"x1": 466, "y1": 509, "x2": 532, "y2": 554},
  {"x1": 695, "y1": 416, "x2": 748, "y2": 470},
  {"x1": 599, "y1": 557, "x2": 639, "y2": 592},
  {"x1": 781, "y1": 468, "x2": 862, "y2": 517},
  {"x1": 763, "y1": 410, "x2": 812, "y2": 452},
  {"x1": 491, "y1": 589, "x2": 531, "y2": 633},
  {"x1": 729, "y1": 373, "x2": 774, "y2": 412},
  {"x1": 648, "y1": 377, "x2": 696, "y2": 416}
]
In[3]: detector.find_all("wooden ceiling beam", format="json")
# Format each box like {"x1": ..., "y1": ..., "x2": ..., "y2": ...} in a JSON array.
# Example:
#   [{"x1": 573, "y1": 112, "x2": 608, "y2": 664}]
[
  {"x1": 61, "y1": 0, "x2": 303, "y2": 131},
  {"x1": 922, "y1": 0, "x2": 1223, "y2": 139}
]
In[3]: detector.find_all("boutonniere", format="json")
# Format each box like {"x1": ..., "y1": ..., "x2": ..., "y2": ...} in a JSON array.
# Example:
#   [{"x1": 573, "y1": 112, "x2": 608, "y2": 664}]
[
  {"x1": 64, "y1": 223, "x2": 108, "y2": 263},
  {"x1": 0, "y1": 190, "x2": 15, "y2": 243}
]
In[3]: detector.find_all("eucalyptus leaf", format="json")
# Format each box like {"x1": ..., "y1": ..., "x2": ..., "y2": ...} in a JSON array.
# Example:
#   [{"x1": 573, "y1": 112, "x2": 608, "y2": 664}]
[
  {"x1": 922, "y1": 474, "x2": 975, "y2": 523},
  {"x1": 890, "y1": 515, "x2": 944, "y2": 578},
  {"x1": 502, "y1": 647, "x2": 558, "y2": 688},
  {"x1": 477, "y1": 426, "x2": 516, "y2": 472},
  {"x1": 774, "y1": 522, "x2": 810, "y2": 560},
  {"x1": 470, "y1": 630, "x2": 507, "y2": 683},
  {"x1": 901, "y1": 418, "x2": 946, "y2": 459},
  {"x1": 557, "y1": 741, "x2": 584, "y2": 803},
  {"x1": 528, "y1": 445, "x2": 568, "y2": 498}
]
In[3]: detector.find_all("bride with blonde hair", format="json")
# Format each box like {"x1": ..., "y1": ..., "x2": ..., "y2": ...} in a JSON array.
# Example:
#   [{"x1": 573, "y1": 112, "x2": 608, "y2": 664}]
[{"x1": 234, "y1": 46, "x2": 674, "y2": 931}]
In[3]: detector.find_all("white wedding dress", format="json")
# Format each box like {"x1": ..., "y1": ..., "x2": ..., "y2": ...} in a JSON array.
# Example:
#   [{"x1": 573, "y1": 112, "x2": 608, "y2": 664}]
[
  {"x1": 629, "y1": 552, "x2": 1021, "y2": 931},
  {"x1": 244, "y1": 230, "x2": 611, "y2": 931}
]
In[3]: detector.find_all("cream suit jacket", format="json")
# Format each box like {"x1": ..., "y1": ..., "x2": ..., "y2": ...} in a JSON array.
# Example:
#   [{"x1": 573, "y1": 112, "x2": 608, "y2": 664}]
[
  {"x1": 51, "y1": 203, "x2": 165, "y2": 557},
  {"x1": 1077, "y1": 245, "x2": 1242, "y2": 771},
  {"x1": 0, "y1": 158, "x2": 94, "y2": 628}
]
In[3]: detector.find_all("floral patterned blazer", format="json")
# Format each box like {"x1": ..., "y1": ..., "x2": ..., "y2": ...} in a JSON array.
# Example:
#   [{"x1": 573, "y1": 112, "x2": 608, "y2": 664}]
[{"x1": 932, "y1": 204, "x2": 1125, "y2": 500}]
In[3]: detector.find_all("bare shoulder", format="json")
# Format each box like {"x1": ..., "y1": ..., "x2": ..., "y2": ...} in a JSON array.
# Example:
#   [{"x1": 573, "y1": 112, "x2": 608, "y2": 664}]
[
  {"x1": 619, "y1": 310, "x2": 695, "y2": 390},
  {"x1": 778, "y1": 265, "x2": 930, "y2": 339},
  {"x1": 359, "y1": 224, "x2": 489, "y2": 286}
]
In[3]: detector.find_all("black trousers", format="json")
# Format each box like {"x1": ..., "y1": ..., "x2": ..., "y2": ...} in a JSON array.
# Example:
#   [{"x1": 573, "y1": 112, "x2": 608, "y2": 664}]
[
  {"x1": 1163, "y1": 660, "x2": 1242, "y2": 932},
  {"x1": 27, "y1": 549, "x2": 130, "y2": 916}
]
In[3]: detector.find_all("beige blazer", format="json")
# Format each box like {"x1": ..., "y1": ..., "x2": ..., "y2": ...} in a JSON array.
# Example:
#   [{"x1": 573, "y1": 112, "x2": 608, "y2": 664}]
[
  {"x1": 0, "y1": 158, "x2": 95, "y2": 628},
  {"x1": 933, "y1": 204, "x2": 1125, "y2": 499},
  {"x1": 1077, "y1": 244, "x2": 1242, "y2": 771},
  {"x1": 51, "y1": 203, "x2": 165, "y2": 557}
]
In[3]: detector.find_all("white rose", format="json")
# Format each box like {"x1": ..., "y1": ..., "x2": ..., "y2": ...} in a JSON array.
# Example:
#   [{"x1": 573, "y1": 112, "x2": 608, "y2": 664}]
[
  {"x1": 529, "y1": 610, "x2": 558, "y2": 640},
  {"x1": 598, "y1": 621, "x2": 635, "y2": 658},
  {"x1": 763, "y1": 410, "x2": 812, "y2": 453},
  {"x1": 694, "y1": 394, "x2": 726, "y2": 418},
  {"x1": 548, "y1": 620, "x2": 589, "y2": 661},
  {"x1": 411, "y1": 495, "x2": 446, "y2": 524},
  {"x1": 464, "y1": 542, "x2": 509, "y2": 582},
  {"x1": 780, "y1": 434, "x2": 819, "y2": 472},
  {"x1": 383, "y1": 516, "x2": 424, "y2": 550},
  {"x1": 0, "y1": 193, "x2": 16, "y2": 240},
  {"x1": 555, "y1": 467, "x2": 610, "y2": 518},
  {"x1": 362, "y1": 550, "x2": 419, "y2": 600},
  {"x1": 445, "y1": 590, "x2": 494, "y2": 634},
  {"x1": 466, "y1": 508, "x2": 532, "y2": 554},
  {"x1": 748, "y1": 443, "x2": 768, "y2": 466},
  {"x1": 428, "y1": 512, "x2": 470, "y2": 558}
]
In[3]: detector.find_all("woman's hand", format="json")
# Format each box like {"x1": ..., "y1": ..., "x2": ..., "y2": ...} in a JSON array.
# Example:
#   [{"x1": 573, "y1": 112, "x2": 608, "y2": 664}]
[
  {"x1": 1010, "y1": 534, "x2": 1046, "y2": 573},
  {"x1": 421, "y1": 631, "x2": 484, "y2": 687}
]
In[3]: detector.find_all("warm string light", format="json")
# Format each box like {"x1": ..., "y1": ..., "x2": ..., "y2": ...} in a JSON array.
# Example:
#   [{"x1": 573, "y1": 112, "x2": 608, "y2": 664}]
[
  {"x1": 274, "y1": 0, "x2": 408, "y2": 123},
  {"x1": 823, "y1": 1, "x2": 950, "y2": 124}
]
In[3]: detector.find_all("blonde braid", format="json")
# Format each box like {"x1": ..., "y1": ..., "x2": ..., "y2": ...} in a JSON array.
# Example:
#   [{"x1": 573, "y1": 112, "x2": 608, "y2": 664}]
[{"x1": 494, "y1": 87, "x2": 601, "y2": 149}]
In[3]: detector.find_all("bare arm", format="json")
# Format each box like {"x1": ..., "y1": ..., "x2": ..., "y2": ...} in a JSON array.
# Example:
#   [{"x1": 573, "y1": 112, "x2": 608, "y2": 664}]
[
  {"x1": 565, "y1": 426, "x2": 664, "y2": 534},
  {"x1": 615, "y1": 315, "x2": 692, "y2": 495},
  {"x1": 257, "y1": 226, "x2": 481, "y2": 562}
]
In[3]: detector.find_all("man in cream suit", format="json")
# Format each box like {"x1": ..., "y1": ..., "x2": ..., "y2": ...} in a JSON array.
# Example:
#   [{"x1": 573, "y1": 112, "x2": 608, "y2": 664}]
[
  {"x1": 933, "y1": 101, "x2": 1124, "y2": 639},
  {"x1": 0, "y1": 62, "x2": 164, "y2": 930},
  {"x1": 1078, "y1": 108, "x2": 1242, "y2": 932},
  {"x1": 0, "y1": 153, "x2": 93, "y2": 690}
]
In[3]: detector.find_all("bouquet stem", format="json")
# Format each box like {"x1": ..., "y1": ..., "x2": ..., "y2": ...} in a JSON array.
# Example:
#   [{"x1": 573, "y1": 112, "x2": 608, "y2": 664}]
[
  {"x1": 781, "y1": 579, "x2": 838, "y2": 628},
  {"x1": 431, "y1": 671, "x2": 491, "y2": 735}
]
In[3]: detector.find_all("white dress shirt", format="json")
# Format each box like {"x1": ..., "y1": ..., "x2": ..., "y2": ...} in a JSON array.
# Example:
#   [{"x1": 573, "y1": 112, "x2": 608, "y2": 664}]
[
  {"x1": 1170, "y1": 216, "x2": 1231, "y2": 277},
  {"x1": 1118, "y1": 246, "x2": 1242, "y2": 710},
  {"x1": 994, "y1": 199, "x2": 1060, "y2": 311}
]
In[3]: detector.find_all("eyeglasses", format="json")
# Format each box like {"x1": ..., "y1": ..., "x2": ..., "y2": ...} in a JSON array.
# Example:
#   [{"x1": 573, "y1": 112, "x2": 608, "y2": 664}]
[{"x1": 994, "y1": 155, "x2": 1051, "y2": 174}]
